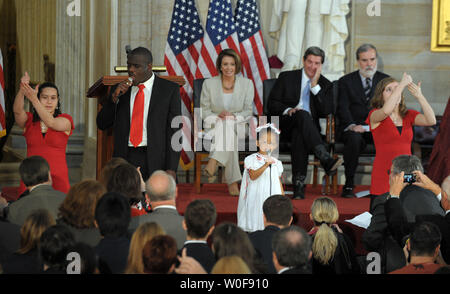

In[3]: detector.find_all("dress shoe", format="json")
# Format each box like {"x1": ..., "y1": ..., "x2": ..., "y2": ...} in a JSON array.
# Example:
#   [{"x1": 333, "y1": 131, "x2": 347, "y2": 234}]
[
  {"x1": 313, "y1": 145, "x2": 343, "y2": 176},
  {"x1": 293, "y1": 174, "x2": 306, "y2": 200},
  {"x1": 341, "y1": 186, "x2": 356, "y2": 198}
]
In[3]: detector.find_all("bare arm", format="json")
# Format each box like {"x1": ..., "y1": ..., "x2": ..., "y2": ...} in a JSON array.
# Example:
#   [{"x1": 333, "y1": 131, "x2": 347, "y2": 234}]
[
  {"x1": 13, "y1": 72, "x2": 30, "y2": 128},
  {"x1": 407, "y1": 81, "x2": 436, "y2": 126}
]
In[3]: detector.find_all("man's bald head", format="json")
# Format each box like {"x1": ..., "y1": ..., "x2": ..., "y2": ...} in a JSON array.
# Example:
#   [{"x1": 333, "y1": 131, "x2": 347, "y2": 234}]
[{"x1": 146, "y1": 170, "x2": 177, "y2": 202}]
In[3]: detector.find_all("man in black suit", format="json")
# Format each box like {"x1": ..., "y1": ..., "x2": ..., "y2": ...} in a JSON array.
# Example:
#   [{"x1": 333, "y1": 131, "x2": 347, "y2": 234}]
[
  {"x1": 96, "y1": 47, "x2": 181, "y2": 181},
  {"x1": 249, "y1": 195, "x2": 293, "y2": 274},
  {"x1": 272, "y1": 226, "x2": 312, "y2": 274},
  {"x1": 268, "y1": 46, "x2": 342, "y2": 199},
  {"x1": 181, "y1": 199, "x2": 216, "y2": 273},
  {"x1": 337, "y1": 44, "x2": 389, "y2": 197}
]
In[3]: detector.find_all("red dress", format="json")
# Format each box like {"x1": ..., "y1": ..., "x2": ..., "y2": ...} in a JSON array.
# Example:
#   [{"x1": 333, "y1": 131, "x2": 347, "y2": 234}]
[
  {"x1": 366, "y1": 109, "x2": 420, "y2": 195},
  {"x1": 18, "y1": 112, "x2": 74, "y2": 195}
]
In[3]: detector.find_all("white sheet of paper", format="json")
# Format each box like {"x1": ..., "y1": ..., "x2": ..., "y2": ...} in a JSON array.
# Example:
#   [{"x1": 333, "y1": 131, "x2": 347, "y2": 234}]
[
  {"x1": 362, "y1": 125, "x2": 370, "y2": 132},
  {"x1": 345, "y1": 212, "x2": 372, "y2": 229},
  {"x1": 355, "y1": 190, "x2": 370, "y2": 198}
]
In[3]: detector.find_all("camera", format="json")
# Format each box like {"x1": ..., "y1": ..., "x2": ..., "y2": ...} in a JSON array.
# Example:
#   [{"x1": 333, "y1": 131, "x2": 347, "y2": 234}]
[{"x1": 403, "y1": 173, "x2": 416, "y2": 184}]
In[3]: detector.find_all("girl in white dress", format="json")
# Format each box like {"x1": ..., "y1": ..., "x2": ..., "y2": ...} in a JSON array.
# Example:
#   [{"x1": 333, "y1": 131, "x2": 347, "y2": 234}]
[{"x1": 237, "y1": 124, "x2": 285, "y2": 232}]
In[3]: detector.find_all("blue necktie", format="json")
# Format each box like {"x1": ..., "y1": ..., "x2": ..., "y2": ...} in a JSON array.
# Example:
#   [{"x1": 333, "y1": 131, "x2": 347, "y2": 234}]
[{"x1": 302, "y1": 80, "x2": 311, "y2": 114}]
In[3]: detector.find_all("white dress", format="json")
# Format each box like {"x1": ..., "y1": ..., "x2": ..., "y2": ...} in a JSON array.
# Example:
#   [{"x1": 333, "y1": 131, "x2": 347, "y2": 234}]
[{"x1": 237, "y1": 153, "x2": 284, "y2": 233}]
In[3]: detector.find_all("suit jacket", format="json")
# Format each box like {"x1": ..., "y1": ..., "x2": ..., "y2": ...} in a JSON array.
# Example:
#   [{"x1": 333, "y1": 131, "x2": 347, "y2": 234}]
[
  {"x1": 7, "y1": 184, "x2": 66, "y2": 226},
  {"x1": 0, "y1": 220, "x2": 21, "y2": 262},
  {"x1": 337, "y1": 70, "x2": 389, "y2": 135},
  {"x1": 249, "y1": 225, "x2": 280, "y2": 274},
  {"x1": 96, "y1": 75, "x2": 181, "y2": 174},
  {"x1": 57, "y1": 219, "x2": 102, "y2": 248},
  {"x1": 280, "y1": 266, "x2": 312, "y2": 274},
  {"x1": 128, "y1": 206, "x2": 186, "y2": 249},
  {"x1": 267, "y1": 69, "x2": 333, "y2": 130},
  {"x1": 400, "y1": 185, "x2": 445, "y2": 223},
  {"x1": 181, "y1": 242, "x2": 216, "y2": 273},
  {"x1": 200, "y1": 75, "x2": 254, "y2": 128},
  {"x1": 95, "y1": 236, "x2": 130, "y2": 274}
]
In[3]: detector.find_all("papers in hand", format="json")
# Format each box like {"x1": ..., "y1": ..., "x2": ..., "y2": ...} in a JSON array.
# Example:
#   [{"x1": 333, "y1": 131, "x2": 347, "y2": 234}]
[
  {"x1": 345, "y1": 212, "x2": 372, "y2": 229},
  {"x1": 355, "y1": 190, "x2": 370, "y2": 198}
]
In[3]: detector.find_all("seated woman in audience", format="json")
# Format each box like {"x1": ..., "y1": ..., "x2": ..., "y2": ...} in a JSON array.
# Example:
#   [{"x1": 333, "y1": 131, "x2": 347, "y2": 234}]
[
  {"x1": 124, "y1": 222, "x2": 165, "y2": 274},
  {"x1": 142, "y1": 235, "x2": 178, "y2": 274},
  {"x1": 39, "y1": 224, "x2": 76, "y2": 274},
  {"x1": 201, "y1": 48, "x2": 254, "y2": 196},
  {"x1": 57, "y1": 180, "x2": 106, "y2": 247},
  {"x1": 99, "y1": 157, "x2": 129, "y2": 187},
  {"x1": 367, "y1": 74, "x2": 436, "y2": 201},
  {"x1": 13, "y1": 72, "x2": 74, "y2": 195},
  {"x1": 211, "y1": 222, "x2": 266, "y2": 273},
  {"x1": 309, "y1": 197, "x2": 360, "y2": 274},
  {"x1": 1, "y1": 209, "x2": 55, "y2": 274},
  {"x1": 211, "y1": 256, "x2": 252, "y2": 274}
]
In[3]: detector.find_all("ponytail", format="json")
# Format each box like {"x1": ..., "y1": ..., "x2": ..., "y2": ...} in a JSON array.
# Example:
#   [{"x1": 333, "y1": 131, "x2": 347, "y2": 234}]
[{"x1": 312, "y1": 223, "x2": 338, "y2": 265}]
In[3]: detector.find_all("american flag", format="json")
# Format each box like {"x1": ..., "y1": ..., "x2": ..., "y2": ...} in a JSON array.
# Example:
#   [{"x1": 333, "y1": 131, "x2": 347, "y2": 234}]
[
  {"x1": 0, "y1": 49, "x2": 6, "y2": 138},
  {"x1": 164, "y1": 0, "x2": 205, "y2": 169},
  {"x1": 235, "y1": 0, "x2": 270, "y2": 116},
  {"x1": 196, "y1": 0, "x2": 240, "y2": 79}
]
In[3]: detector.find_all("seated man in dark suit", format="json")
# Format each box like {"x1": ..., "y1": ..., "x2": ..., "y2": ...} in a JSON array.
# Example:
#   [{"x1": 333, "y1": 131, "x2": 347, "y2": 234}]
[
  {"x1": 249, "y1": 195, "x2": 293, "y2": 274},
  {"x1": 128, "y1": 170, "x2": 186, "y2": 249},
  {"x1": 268, "y1": 46, "x2": 342, "y2": 199},
  {"x1": 272, "y1": 226, "x2": 312, "y2": 274},
  {"x1": 181, "y1": 199, "x2": 216, "y2": 273},
  {"x1": 0, "y1": 156, "x2": 65, "y2": 226},
  {"x1": 337, "y1": 44, "x2": 389, "y2": 197}
]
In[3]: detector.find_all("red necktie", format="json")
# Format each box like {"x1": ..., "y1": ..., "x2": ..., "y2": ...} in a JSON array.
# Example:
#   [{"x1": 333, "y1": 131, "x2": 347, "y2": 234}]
[{"x1": 130, "y1": 84, "x2": 146, "y2": 147}]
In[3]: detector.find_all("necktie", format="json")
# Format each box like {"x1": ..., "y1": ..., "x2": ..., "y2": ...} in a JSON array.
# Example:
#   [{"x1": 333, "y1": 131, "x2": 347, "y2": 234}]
[
  {"x1": 364, "y1": 77, "x2": 372, "y2": 100},
  {"x1": 130, "y1": 84, "x2": 146, "y2": 147},
  {"x1": 302, "y1": 79, "x2": 311, "y2": 114}
]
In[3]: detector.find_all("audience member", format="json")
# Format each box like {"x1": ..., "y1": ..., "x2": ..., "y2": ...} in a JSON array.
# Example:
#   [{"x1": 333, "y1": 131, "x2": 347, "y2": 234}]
[
  {"x1": 1, "y1": 156, "x2": 65, "y2": 226},
  {"x1": 272, "y1": 226, "x2": 312, "y2": 274},
  {"x1": 211, "y1": 256, "x2": 252, "y2": 274},
  {"x1": 142, "y1": 235, "x2": 178, "y2": 274},
  {"x1": 106, "y1": 162, "x2": 146, "y2": 217},
  {"x1": 174, "y1": 248, "x2": 207, "y2": 274},
  {"x1": 57, "y1": 180, "x2": 106, "y2": 247},
  {"x1": 129, "y1": 170, "x2": 186, "y2": 249},
  {"x1": 71, "y1": 242, "x2": 99, "y2": 274},
  {"x1": 389, "y1": 221, "x2": 443, "y2": 274},
  {"x1": 124, "y1": 222, "x2": 165, "y2": 274},
  {"x1": 309, "y1": 197, "x2": 360, "y2": 274},
  {"x1": 98, "y1": 157, "x2": 129, "y2": 188},
  {"x1": 94, "y1": 192, "x2": 131, "y2": 274},
  {"x1": 2, "y1": 209, "x2": 55, "y2": 274},
  {"x1": 39, "y1": 224, "x2": 76, "y2": 274},
  {"x1": 248, "y1": 195, "x2": 293, "y2": 273},
  {"x1": 212, "y1": 222, "x2": 265, "y2": 274},
  {"x1": 181, "y1": 199, "x2": 217, "y2": 273},
  {"x1": 0, "y1": 209, "x2": 21, "y2": 262}
]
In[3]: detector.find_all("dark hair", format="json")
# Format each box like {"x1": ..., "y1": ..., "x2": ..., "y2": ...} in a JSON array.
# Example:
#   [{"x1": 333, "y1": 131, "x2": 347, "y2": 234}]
[
  {"x1": 99, "y1": 157, "x2": 129, "y2": 187},
  {"x1": 142, "y1": 235, "x2": 177, "y2": 274},
  {"x1": 356, "y1": 43, "x2": 378, "y2": 60},
  {"x1": 184, "y1": 199, "x2": 217, "y2": 239},
  {"x1": 216, "y1": 48, "x2": 242, "y2": 75},
  {"x1": 370, "y1": 77, "x2": 408, "y2": 118},
  {"x1": 39, "y1": 224, "x2": 76, "y2": 271},
  {"x1": 303, "y1": 46, "x2": 325, "y2": 64},
  {"x1": 272, "y1": 226, "x2": 311, "y2": 268},
  {"x1": 95, "y1": 192, "x2": 131, "y2": 238},
  {"x1": 212, "y1": 223, "x2": 256, "y2": 273},
  {"x1": 391, "y1": 154, "x2": 424, "y2": 175},
  {"x1": 128, "y1": 47, "x2": 153, "y2": 64},
  {"x1": 19, "y1": 156, "x2": 50, "y2": 187},
  {"x1": 32, "y1": 82, "x2": 61, "y2": 122},
  {"x1": 18, "y1": 209, "x2": 55, "y2": 255},
  {"x1": 71, "y1": 242, "x2": 98, "y2": 274},
  {"x1": 106, "y1": 163, "x2": 142, "y2": 206},
  {"x1": 409, "y1": 221, "x2": 441, "y2": 257},
  {"x1": 263, "y1": 195, "x2": 293, "y2": 226}
]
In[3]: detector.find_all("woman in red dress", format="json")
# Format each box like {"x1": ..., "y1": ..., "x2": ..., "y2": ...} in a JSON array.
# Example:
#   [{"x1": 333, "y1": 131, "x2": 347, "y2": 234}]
[
  {"x1": 366, "y1": 73, "x2": 436, "y2": 198},
  {"x1": 13, "y1": 72, "x2": 74, "y2": 195}
]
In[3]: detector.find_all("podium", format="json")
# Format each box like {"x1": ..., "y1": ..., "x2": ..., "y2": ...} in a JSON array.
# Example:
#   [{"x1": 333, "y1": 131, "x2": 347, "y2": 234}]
[{"x1": 87, "y1": 74, "x2": 185, "y2": 179}]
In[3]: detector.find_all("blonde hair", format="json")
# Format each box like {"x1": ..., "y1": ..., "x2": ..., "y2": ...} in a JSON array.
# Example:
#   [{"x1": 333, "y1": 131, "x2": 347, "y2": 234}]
[
  {"x1": 124, "y1": 222, "x2": 165, "y2": 274},
  {"x1": 211, "y1": 256, "x2": 252, "y2": 274},
  {"x1": 310, "y1": 197, "x2": 339, "y2": 265},
  {"x1": 18, "y1": 209, "x2": 55, "y2": 255}
]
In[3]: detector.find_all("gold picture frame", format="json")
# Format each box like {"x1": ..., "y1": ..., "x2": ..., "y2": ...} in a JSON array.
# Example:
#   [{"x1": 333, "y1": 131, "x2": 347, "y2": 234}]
[{"x1": 431, "y1": 0, "x2": 450, "y2": 52}]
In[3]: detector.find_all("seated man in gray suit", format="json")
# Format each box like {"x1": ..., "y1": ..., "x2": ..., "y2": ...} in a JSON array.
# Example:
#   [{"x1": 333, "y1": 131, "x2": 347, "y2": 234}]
[
  {"x1": 0, "y1": 156, "x2": 66, "y2": 226},
  {"x1": 128, "y1": 170, "x2": 186, "y2": 249}
]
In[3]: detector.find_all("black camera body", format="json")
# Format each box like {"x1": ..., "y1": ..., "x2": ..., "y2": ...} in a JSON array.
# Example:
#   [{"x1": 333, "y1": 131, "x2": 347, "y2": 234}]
[{"x1": 403, "y1": 173, "x2": 416, "y2": 184}]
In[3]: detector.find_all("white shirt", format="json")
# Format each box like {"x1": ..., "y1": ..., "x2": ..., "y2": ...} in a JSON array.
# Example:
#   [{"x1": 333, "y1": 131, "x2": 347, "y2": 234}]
[
  {"x1": 283, "y1": 69, "x2": 321, "y2": 115},
  {"x1": 223, "y1": 92, "x2": 233, "y2": 111},
  {"x1": 153, "y1": 205, "x2": 177, "y2": 211},
  {"x1": 277, "y1": 267, "x2": 292, "y2": 274},
  {"x1": 128, "y1": 74, "x2": 155, "y2": 147}
]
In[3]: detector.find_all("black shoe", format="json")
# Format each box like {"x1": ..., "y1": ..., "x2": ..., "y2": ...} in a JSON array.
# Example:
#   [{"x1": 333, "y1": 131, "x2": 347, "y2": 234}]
[
  {"x1": 313, "y1": 145, "x2": 343, "y2": 176},
  {"x1": 341, "y1": 186, "x2": 356, "y2": 198},
  {"x1": 293, "y1": 174, "x2": 306, "y2": 200}
]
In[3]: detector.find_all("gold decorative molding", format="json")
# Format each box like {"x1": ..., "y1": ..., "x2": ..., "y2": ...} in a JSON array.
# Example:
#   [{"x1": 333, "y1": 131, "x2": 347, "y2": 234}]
[{"x1": 431, "y1": 0, "x2": 450, "y2": 52}]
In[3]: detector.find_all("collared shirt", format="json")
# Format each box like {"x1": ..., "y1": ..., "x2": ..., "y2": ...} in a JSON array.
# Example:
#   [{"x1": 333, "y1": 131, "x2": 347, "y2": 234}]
[
  {"x1": 183, "y1": 240, "x2": 208, "y2": 245},
  {"x1": 128, "y1": 74, "x2": 155, "y2": 147},
  {"x1": 153, "y1": 205, "x2": 177, "y2": 211},
  {"x1": 283, "y1": 69, "x2": 321, "y2": 115},
  {"x1": 277, "y1": 267, "x2": 292, "y2": 274}
]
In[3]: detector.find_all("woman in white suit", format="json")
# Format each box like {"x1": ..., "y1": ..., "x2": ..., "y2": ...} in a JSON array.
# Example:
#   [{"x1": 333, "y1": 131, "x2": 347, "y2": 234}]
[{"x1": 201, "y1": 49, "x2": 254, "y2": 196}]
